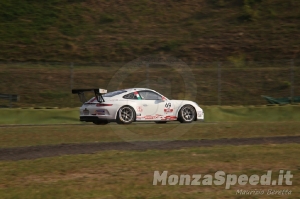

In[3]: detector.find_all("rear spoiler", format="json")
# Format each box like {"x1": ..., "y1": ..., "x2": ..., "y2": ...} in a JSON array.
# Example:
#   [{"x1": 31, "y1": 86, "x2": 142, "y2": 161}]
[{"x1": 72, "y1": 88, "x2": 107, "y2": 103}]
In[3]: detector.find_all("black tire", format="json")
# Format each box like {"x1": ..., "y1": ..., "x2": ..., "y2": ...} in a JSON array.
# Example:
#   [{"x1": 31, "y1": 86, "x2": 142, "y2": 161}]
[
  {"x1": 93, "y1": 121, "x2": 109, "y2": 125},
  {"x1": 116, "y1": 106, "x2": 135, "y2": 124},
  {"x1": 178, "y1": 105, "x2": 196, "y2": 123},
  {"x1": 155, "y1": 121, "x2": 167, "y2": 124}
]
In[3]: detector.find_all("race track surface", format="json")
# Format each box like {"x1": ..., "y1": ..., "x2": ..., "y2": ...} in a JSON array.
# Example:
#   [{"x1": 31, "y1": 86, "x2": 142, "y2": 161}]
[{"x1": 1, "y1": 136, "x2": 300, "y2": 161}]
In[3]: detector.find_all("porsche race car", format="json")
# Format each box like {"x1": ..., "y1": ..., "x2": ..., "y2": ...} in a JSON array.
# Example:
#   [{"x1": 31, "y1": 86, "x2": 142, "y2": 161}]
[{"x1": 72, "y1": 88, "x2": 204, "y2": 125}]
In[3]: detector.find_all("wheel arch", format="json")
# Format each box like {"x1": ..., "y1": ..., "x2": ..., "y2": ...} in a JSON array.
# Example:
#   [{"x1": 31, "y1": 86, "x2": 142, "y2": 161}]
[
  {"x1": 115, "y1": 104, "x2": 137, "y2": 122},
  {"x1": 176, "y1": 104, "x2": 197, "y2": 121}
]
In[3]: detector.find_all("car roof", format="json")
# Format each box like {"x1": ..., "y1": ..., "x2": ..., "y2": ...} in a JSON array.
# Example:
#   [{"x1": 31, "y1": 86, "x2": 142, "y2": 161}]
[
  {"x1": 122, "y1": 88, "x2": 155, "y2": 92},
  {"x1": 99, "y1": 88, "x2": 168, "y2": 100}
]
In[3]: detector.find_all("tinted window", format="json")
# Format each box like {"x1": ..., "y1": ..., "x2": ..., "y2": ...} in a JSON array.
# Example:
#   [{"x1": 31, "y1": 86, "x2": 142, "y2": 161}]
[
  {"x1": 123, "y1": 92, "x2": 142, "y2": 100},
  {"x1": 103, "y1": 90, "x2": 127, "y2": 97},
  {"x1": 139, "y1": 91, "x2": 162, "y2": 100},
  {"x1": 123, "y1": 92, "x2": 136, "y2": 99}
]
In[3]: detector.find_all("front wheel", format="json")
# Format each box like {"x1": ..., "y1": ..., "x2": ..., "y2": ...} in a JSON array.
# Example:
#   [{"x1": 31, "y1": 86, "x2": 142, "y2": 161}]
[
  {"x1": 178, "y1": 105, "x2": 196, "y2": 123},
  {"x1": 116, "y1": 106, "x2": 135, "y2": 124}
]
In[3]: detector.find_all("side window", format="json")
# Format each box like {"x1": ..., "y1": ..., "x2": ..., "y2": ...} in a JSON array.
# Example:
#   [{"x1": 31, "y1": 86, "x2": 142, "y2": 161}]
[
  {"x1": 139, "y1": 91, "x2": 162, "y2": 100},
  {"x1": 123, "y1": 92, "x2": 139, "y2": 100},
  {"x1": 123, "y1": 93, "x2": 135, "y2": 99}
]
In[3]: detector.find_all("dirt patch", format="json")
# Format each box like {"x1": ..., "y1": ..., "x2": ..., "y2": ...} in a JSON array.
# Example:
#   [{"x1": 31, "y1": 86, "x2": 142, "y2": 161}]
[{"x1": 1, "y1": 136, "x2": 300, "y2": 161}]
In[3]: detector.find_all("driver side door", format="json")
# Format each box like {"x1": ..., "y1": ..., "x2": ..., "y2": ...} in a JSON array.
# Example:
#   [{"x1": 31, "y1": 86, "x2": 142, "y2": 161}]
[{"x1": 136, "y1": 90, "x2": 165, "y2": 120}]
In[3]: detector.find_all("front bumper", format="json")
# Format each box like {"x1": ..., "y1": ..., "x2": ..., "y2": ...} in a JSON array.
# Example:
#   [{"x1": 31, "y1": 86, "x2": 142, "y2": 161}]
[{"x1": 196, "y1": 109, "x2": 204, "y2": 121}]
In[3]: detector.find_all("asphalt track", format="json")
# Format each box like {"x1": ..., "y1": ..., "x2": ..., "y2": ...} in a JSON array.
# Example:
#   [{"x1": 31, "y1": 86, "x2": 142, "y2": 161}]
[{"x1": 0, "y1": 135, "x2": 300, "y2": 161}]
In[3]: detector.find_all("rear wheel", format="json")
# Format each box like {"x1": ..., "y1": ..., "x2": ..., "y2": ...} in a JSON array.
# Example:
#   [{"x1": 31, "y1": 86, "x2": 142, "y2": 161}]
[
  {"x1": 116, "y1": 106, "x2": 135, "y2": 124},
  {"x1": 178, "y1": 105, "x2": 196, "y2": 123}
]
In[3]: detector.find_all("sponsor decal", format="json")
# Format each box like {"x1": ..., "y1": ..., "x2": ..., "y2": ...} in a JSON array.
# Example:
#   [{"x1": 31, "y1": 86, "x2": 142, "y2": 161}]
[
  {"x1": 137, "y1": 115, "x2": 176, "y2": 120},
  {"x1": 137, "y1": 114, "x2": 161, "y2": 120},
  {"x1": 96, "y1": 109, "x2": 106, "y2": 115},
  {"x1": 164, "y1": 108, "x2": 173, "y2": 113},
  {"x1": 137, "y1": 106, "x2": 143, "y2": 112},
  {"x1": 83, "y1": 108, "x2": 89, "y2": 115},
  {"x1": 136, "y1": 116, "x2": 145, "y2": 120},
  {"x1": 144, "y1": 116, "x2": 156, "y2": 120},
  {"x1": 164, "y1": 116, "x2": 177, "y2": 120}
]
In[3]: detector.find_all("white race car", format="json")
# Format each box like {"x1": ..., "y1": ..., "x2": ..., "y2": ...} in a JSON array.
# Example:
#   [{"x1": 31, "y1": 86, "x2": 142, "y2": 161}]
[{"x1": 72, "y1": 88, "x2": 204, "y2": 125}]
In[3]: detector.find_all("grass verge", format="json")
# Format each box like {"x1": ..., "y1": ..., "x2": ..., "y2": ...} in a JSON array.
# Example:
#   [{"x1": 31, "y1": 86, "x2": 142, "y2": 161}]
[
  {"x1": 0, "y1": 122, "x2": 299, "y2": 148},
  {"x1": 0, "y1": 144, "x2": 299, "y2": 199},
  {"x1": 1, "y1": 105, "x2": 300, "y2": 125}
]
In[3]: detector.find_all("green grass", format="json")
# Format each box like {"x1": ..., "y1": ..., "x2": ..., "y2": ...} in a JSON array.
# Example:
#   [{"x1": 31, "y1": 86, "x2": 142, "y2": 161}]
[
  {"x1": 0, "y1": 0, "x2": 299, "y2": 62},
  {"x1": 0, "y1": 108, "x2": 79, "y2": 125},
  {"x1": 1, "y1": 105, "x2": 300, "y2": 125},
  {"x1": 0, "y1": 144, "x2": 299, "y2": 198},
  {"x1": 204, "y1": 105, "x2": 300, "y2": 122},
  {"x1": 0, "y1": 121, "x2": 299, "y2": 148}
]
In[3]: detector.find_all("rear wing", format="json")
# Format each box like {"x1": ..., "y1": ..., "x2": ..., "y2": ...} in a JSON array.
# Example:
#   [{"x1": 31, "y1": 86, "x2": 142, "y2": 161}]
[{"x1": 72, "y1": 88, "x2": 107, "y2": 103}]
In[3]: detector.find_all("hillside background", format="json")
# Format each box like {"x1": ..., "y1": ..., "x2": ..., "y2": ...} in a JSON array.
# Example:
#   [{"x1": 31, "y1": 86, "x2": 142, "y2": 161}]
[
  {"x1": 0, "y1": 0, "x2": 299, "y2": 62},
  {"x1": 0, "y1": 0, "x2": 300, "y2": 107}
]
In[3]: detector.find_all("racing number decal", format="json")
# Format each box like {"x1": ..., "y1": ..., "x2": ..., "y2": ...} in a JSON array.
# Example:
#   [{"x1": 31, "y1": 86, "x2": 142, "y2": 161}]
[{"x1": 164, "y1": 102, "x2": 173, "y2": 113}]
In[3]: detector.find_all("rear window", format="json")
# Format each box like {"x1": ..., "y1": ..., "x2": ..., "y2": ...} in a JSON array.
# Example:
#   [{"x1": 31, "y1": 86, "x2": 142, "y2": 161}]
[{"x1": 102, "y1": 90, "x2": 127, "y2": 97}]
